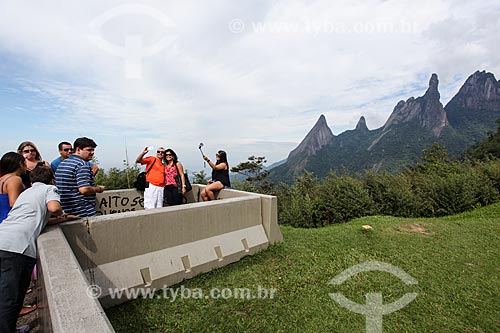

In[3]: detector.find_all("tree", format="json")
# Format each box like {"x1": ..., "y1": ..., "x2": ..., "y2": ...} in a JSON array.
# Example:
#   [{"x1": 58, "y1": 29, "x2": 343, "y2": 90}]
[
  {"x1": 94, "y1": 162, "x2": 140, "y2": 190},
  {"x1": 230, "y1": 156, "x2": 274, "y2": 194},
  {"x1": 467, "y1": 118, "x2": 500, "y2": 160},
  {"x1": 415, "y1": 143, "x2": 452, "y2": 175},
  {"x1": 192, "y1": 170, "x2": 208, "y2": 185}
]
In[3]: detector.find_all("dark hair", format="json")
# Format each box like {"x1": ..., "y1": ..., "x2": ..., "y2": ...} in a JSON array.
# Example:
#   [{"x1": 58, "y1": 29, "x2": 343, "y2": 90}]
[
  {"x1": 0, "y1": 152, "x2": 25, "y2": 176},
  {"x1": 164, "y1": 148, "x2": 178, "y2": 164},
  {"x1": 216, "y1": 150, "x2": 229, "y2": 168},
  {"x1": 58, "y1": 141, "x2": 72, "y2": 151},
  {"x1": 17, "y1": 141, "x2": 42, "y2": 161},
  {"x1": 30, "y1": 165, "x2": 55, "y2": 184},
  {"x1": 74, "y1": 137, "x2": 97, "y2": 150}
]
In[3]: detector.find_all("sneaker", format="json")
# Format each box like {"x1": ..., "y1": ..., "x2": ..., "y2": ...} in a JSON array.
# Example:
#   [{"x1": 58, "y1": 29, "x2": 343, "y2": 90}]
[{"x1": 15, "y1": 324, "x2": 30, "y2": 333}]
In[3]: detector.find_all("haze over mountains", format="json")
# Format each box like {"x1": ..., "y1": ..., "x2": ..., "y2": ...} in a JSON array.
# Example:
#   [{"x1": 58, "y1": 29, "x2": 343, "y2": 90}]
[{"x1": 270, "y1": 70, "x2": 500, "y2": 183}]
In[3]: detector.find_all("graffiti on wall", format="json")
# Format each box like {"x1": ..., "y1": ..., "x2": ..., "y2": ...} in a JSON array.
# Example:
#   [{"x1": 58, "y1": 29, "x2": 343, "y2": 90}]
[{"x1": 95, "y1": 193, "x2": 144, "y2": 215}]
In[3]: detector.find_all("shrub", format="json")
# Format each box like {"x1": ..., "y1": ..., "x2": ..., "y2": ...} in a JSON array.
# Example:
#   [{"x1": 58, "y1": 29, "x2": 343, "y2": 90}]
[
  {"x1": 410, "y1": 162, "x2": 499, "y2": 216},
  {"x1": 276, "y1": 154, "x2": 500, "y2": 227},
  {"x1": 316, "y1": 172, "x2": 375, "y2": 225},
  {"x1": 365, "y1": 171, "x2": 422, "y2": 217},
  {"x1": 477, "y1": 159, "x2": 500, "y2": 193}
]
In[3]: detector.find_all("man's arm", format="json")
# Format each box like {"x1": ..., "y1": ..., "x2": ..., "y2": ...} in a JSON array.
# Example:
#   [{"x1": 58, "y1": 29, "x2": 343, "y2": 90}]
[
  {"x1": 47, "y1": 199, "x2": 63, "y2": 216},
  {"x1": 75, "y1": 162, "x2": 105, "y2": 195},
  {"x1": 47, "y1": 200, "x2": 80, "y2": 224},
  {"x1": 78, "y1": 185, "x2": 105, "y2": 195},
  {"x1": 135, "y1": 147, "x2": 149, "y2": 164}
]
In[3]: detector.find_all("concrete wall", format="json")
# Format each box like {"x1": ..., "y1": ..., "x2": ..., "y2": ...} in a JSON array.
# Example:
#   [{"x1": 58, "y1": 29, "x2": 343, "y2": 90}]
[
  {"x1": 37, "y1": 186, "x2": 282, "y2": 332},
  {"x1": 37, "y1": 227, "x2": 114, "y2": 332}
]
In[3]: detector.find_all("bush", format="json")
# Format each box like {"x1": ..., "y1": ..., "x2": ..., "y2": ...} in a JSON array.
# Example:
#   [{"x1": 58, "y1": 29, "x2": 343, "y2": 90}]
[
  {"x1": 277, "y1": 172, "x2": 325, "y2": 228},
  {"x1": 316, "y1": 172, "x2": 375, "y2": 225},
  {"x1": 364, "y1": 171, "x2": 421, "y2": 217},
  {"x1": 477, "y1": 159, "x2": 500, "y2": 193},
  {"x1": 276, "y1": 146, "x2": 500, "y2": 227},
  {"x1": 94, "y1": 165, "x2": 140, "y2": 190},
  {"x1": 407, "y1": 161, "x2": 498, "y2": 216}
]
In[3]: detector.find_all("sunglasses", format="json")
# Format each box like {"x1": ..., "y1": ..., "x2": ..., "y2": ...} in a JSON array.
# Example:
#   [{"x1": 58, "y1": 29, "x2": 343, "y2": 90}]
[
  {"x1": 63, "y1": 148, "x2": 73, "y2": 152},
  {"x1": 165, "y1": 153, "x2": 173, "y2": 156},
  {"x1": 157, "y1": 151, "x2": 165, "y2": 154},
  {"x1": 23, "y1": 149, "x2": 36, "y2": 154}
]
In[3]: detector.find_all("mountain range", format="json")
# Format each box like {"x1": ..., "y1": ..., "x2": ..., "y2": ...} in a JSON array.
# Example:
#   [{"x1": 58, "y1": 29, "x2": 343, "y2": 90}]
[{"x1": 270, "y1": 70, "x2": 500, "y2": 183}]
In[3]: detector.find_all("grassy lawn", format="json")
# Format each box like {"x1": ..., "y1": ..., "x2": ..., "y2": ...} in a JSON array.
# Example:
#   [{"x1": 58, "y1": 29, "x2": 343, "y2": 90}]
[{"x1": 106, "y1": 203, "x2": 500, "y2": 332}]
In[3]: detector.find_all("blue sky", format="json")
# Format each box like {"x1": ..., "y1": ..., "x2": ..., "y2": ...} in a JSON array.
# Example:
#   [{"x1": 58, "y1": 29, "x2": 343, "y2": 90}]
[{"x1": 1, "y1": 0, "x2": 499, "y2": 174}]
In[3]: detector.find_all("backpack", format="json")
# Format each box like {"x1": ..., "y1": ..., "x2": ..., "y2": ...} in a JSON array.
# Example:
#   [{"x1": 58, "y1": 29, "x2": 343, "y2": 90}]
[{"x1": 133, "y1": 159, "x2": 156, "y2": 191}]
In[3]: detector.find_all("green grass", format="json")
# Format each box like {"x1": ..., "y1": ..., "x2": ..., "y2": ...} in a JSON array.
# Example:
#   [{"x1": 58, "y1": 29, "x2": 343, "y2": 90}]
[{"x1": 106, "y1": 203, "x2": 500, "y2": 332}]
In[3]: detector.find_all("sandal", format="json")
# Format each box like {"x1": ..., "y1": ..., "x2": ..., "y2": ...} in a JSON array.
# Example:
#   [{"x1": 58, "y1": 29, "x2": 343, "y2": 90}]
[
  {"x1": 15, "y1": 324, "x2": 30, "y2": 333},
  {"x1": 19, "y1": 304, "x2": 37, "y2": 317}
]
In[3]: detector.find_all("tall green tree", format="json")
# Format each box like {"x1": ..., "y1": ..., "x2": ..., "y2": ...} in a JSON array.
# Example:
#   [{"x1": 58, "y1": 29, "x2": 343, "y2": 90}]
[{"x1": 230, "y1": 155, "x2": 274, "y2": 194}]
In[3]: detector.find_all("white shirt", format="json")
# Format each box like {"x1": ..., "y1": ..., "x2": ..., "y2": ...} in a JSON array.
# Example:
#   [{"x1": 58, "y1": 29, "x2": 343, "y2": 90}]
[{"x1": 0, "y1": 182, "x2": 60, "y2": 258}]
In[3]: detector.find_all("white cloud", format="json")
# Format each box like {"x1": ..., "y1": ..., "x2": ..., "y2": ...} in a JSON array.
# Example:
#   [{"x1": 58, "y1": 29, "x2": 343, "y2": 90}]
[{"x1": 0, "y1": 0, "x2": 499, "y2": 172}]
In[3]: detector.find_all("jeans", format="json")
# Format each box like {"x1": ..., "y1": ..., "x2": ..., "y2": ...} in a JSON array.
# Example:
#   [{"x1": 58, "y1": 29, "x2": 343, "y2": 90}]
[{"x1": 0, "y1": 250, "x2": 36, "y2": 333}]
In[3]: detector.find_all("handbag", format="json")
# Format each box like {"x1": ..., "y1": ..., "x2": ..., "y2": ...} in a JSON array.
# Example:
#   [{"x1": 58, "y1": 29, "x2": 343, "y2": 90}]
[
  {"x1": 175, "y1": 163, "x2": 192, "y2": 193},
  {"x1": 133, "y1": 159, "x2": 156, "y2": 191}
]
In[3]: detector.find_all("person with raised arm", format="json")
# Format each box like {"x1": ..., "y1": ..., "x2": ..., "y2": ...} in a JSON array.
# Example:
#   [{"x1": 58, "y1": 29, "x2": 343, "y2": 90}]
[
  {"x1": 201, "y1": 150, "x2": 230, "y2": 201},
  {"x1": 135, "y1": 146, "x2": 166, "y2": 209}
]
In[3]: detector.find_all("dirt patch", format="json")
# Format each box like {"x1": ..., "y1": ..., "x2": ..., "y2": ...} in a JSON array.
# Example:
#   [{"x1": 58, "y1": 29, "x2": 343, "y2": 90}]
[{"x1": 398, "y1": 223, "x2": 433, "y2": 235}]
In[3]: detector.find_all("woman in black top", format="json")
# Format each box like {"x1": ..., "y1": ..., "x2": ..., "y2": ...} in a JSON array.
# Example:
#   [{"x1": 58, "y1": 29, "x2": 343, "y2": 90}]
[{"x1": 201, "y1": 150, "x2": 230, "y2": 201}]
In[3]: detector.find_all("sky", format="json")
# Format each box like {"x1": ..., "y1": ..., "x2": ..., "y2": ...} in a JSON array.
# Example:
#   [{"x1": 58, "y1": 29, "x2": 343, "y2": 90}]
[{"x1": 1, "y1": 0, "x2": 499, "y2": 174}]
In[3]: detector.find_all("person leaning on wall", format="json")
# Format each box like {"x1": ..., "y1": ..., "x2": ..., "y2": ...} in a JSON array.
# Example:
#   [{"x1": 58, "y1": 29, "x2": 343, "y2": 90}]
[
  {"x1": 0, "y1": 164, "x2": 79, "y2": 333},
  {"x1": 201, "y1": 150, "x2": 230, "y2": 201}
]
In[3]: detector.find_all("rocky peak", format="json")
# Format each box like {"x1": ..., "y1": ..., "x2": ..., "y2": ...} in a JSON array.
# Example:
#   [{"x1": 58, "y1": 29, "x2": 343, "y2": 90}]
[
  {"x1": 287, "y1": 114, "x2": 334, "y2": 160},
  {"x1": 381, "y1": 73, "x2": 447, "y2": 137},
  {"x1": 355, "y1": 116, "x2": 369, "y2": 131},
  {"x1": 445, "y1": 70, "x2": 500, "y2": 112},
  {"x1": 425, "y1": 73, "x2": 440, "y2": 99}
]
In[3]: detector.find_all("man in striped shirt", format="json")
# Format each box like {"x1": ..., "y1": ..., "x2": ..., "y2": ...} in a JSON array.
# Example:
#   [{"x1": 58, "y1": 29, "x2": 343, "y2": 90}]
[{"x1": 55, "y1": 137, "x2": 105, "y2": 217}]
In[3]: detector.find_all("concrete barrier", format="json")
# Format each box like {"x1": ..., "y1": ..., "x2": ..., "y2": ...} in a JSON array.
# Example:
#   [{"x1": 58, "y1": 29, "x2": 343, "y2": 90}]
[{"x1": 37, "y1": 186, "x2": 282, "y2": 332}]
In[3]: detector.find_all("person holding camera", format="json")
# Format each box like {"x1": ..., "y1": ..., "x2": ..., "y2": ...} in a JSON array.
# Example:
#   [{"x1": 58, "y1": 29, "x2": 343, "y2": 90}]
[
  {"x1": 201, "y1": 150, "x2": 230, "y2": 201},
  {"x1": 136, "y1": 147, "x2": 166, "y2": 209}
]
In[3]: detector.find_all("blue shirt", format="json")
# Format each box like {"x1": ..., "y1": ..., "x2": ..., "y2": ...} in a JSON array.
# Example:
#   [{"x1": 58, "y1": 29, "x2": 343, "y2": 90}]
[
  {"x1": 0, "y1": 176, "x2": 14, "y2": 223},
  {"x1": 51, "y1": 156, "x2": 63, "y2": 172},
  {"x1": 0, "y1": 193, "x2": 9, "y2": 223},
  {"x1": 55, "y1": 154, "x2": 96, "y2": 217}
]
